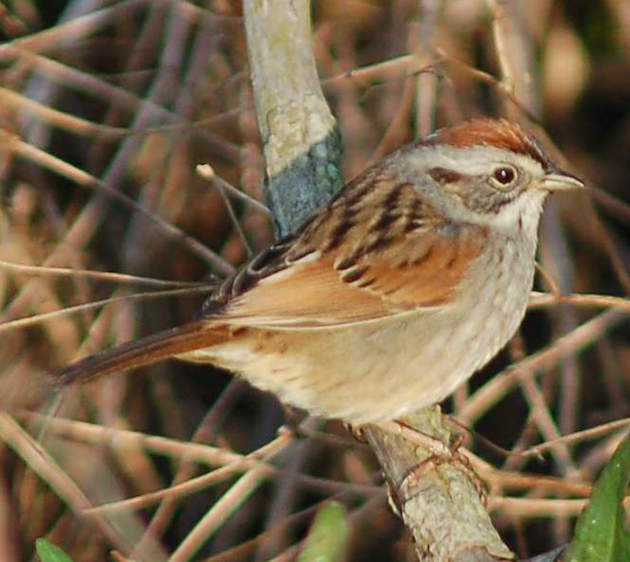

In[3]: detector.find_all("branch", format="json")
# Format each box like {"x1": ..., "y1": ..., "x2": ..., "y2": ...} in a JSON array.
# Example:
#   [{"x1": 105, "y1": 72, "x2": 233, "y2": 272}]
[
  {"x1": 243, "y1": 0, "x2": 343, "y2": 236},
  {"x1": 364, "y1": 412, "x2": 513, "y2": 561},
  {"x1": 242, "y1": 2, "x2": 513, "y2": 560}
]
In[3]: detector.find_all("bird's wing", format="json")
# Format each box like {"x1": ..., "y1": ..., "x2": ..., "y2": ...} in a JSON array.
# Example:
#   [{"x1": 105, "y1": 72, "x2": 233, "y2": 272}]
[
  {"x1": 55, "y1": 167, "x2": 488, "y2": 386},
  {"x1": 206, "y1": 175, "x2": 488, "y2": 327}
]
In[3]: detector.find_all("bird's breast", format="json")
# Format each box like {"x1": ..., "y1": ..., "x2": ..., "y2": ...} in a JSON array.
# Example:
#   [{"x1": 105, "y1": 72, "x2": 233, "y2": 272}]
[{"x1": 190, "y1": 235, "x2": 537, "y2": 422}]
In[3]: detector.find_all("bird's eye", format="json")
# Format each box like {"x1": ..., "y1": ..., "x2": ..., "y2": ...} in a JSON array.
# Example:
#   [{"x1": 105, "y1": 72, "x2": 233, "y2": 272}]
[{"x1": 490, "y1": 165, "x2": 518, "y2": 189}]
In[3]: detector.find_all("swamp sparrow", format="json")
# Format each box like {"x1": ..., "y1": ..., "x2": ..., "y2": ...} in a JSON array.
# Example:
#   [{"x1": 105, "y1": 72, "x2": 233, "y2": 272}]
[{"x1": 58, "y1": 118, "x2": 583, "y2": 422}]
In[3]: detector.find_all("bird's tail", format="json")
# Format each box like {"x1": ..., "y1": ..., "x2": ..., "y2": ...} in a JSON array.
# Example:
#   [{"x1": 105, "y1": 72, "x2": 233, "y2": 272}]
[{"x1": 57, "y1": 319, "x2": 229, "y2": 386}]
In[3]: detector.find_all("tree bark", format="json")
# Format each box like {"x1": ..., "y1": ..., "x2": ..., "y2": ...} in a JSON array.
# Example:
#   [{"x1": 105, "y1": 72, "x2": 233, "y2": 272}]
[
  {"x1": 242, "y1": 2, "x2": 514, "y2": 560},
  {"x1": 243, "y1": 0, "x2": 343, "y2": 237}
]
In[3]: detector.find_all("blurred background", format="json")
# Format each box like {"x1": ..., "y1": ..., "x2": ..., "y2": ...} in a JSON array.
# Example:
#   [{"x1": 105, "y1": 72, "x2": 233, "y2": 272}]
[{"x1": 0, "y1": 0, "x2": 628, "y2": 560}]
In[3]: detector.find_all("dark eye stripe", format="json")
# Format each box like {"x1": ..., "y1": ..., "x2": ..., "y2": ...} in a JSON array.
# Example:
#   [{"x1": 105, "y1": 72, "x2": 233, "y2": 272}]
[{"x1": 427, "y1": 167, "x2": 463, "y2": 184}]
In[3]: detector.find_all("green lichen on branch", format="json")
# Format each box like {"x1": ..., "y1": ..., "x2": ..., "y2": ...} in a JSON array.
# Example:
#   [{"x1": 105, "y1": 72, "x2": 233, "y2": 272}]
[{"x1": 243, "y1": 0, "x2": 344, "y2": 236}]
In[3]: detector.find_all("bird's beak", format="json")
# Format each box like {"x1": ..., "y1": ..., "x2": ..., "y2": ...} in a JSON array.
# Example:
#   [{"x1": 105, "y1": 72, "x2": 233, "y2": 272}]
[{"x1": 541, "y1": 170, "x2": 584, "y2": 192}]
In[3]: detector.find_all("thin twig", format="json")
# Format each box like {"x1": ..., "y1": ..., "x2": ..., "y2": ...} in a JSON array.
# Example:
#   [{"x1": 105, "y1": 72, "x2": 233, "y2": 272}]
[
  {"x1": 0, "y1": 260, "x2": 204, "y2": 287},
  {"x1": 0, "y1": 286, "x2": 213, "y2": 334}
]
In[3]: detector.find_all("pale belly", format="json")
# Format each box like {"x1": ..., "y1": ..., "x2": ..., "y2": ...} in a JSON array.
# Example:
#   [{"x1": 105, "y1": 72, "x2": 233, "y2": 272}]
[{"x1": 184, "y1": 235, "x2": 536, "y2": 422}]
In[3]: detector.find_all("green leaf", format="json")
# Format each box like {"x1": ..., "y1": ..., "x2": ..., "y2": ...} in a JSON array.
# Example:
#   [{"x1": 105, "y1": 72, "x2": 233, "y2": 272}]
[
  {"x1": 298, "y1": 501, "x2": 350, "y2": 562},
  {"x1": 35, "y1": 538, "x2": 74, "y2": 562},
  {"x1": 565, "y1": 434, "x2": 630, "y2": 562}
]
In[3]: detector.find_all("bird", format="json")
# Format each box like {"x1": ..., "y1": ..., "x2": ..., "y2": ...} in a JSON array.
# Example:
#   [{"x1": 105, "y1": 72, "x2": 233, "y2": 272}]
[{"x1": 56, "y1": 118, "x2": 584, "y2": 423}]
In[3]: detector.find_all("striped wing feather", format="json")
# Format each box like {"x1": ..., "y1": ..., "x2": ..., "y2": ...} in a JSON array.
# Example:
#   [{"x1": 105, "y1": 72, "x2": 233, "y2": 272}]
[
  {"x1": 210, "y1": 175, "x2": 487, "y2": 327},
  {"x1": 219, "y1": 231, "x2": 484, "y2": 327}
]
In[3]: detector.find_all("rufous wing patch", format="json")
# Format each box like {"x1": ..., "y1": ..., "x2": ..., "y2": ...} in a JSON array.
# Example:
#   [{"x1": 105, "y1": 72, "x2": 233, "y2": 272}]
[
  {"x1": 217, "y1": 225, "x2": 486, "y2": 327},
  {"x1": 218, "y1": 256, "x2": 390, "y2": 325},
  {"x1": 353, "y1": 227, "x2": 486, "y2": 308}
]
